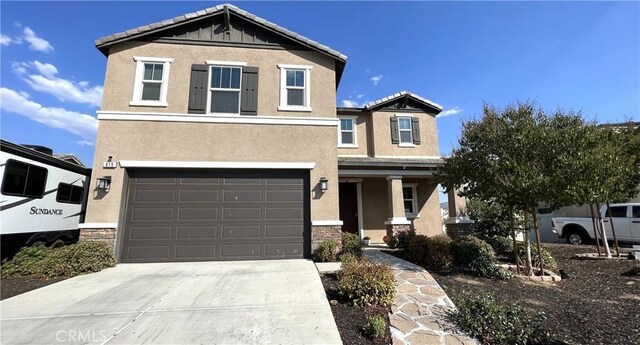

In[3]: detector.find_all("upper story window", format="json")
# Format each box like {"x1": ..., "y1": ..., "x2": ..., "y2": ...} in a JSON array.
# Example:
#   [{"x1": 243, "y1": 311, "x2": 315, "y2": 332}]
[
  {"x1": 1, "y1": 159, "x2": 48, "y2": 198},
  {"x1": 278, "y1": 64, "x2": 312, "y2": 112},
  {"x1": 402, "y1": 184, "x2": 418, "y2": 217},
  {"x1": 391, "y1": 115, "x2": 421, "y2": 146},
  {"x1": 209, "y1": 66, "x2": 242, "y2": 114},
  {"x1": 131, "y1": 57, "x2": 173, "y2": 107},
  {"x1": 338, "y1": 116, "x2": 357, "y2": 147}
]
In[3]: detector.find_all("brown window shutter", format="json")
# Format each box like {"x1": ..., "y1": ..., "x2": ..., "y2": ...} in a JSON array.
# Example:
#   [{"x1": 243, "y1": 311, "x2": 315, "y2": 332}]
[
  {"x1": 411, "y1": 118, "x2": 421, "y2": 145},
  {"x1": 240, "y1": 66, "x2": 259, "y2": 115},
  {"x1": 188, "y1": 64, "x2": 208, "y2": 114},
  {"x1": 390, "y1": 117, "x2": 399, "y2": 144}
]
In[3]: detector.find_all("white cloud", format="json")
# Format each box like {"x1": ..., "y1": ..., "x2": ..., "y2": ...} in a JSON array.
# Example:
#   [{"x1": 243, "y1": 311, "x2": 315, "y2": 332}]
[
  {"x1": 370, "y1": 74, "x2": 383, "y2": 86},
  {"x1": 0, "y1": 87, "x2": 98, "y2": 140},
  {"x1": 23, "y1": 27, "x2": 53, "y2": 53},
  {"x1": 0, "y1": 34, "x2": 13, "y2": 46},
  {"x1": 76, "y1": 140, "x2": 95, "y2": 146},
  {"x1": 437, "y1": 106, "x2": 463, "y2": 118},
  {"x1": 341, "y1": 99, "x2": 363, "y2": 108},
  {"x1": 356, "y1": 94, "x2": 364, "y2": 99},
  {"x1": 13, "y1": 60, "x2": 103, "y2": 107}
]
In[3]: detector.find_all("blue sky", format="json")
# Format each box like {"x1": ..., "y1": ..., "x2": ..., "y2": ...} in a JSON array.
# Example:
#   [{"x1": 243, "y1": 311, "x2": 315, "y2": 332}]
[{"x1": 1, "y1": 1, "x2": 639, "y2": 172}]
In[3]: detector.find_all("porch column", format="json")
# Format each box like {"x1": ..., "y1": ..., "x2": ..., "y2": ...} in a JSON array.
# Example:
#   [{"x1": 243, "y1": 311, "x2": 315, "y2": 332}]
[
  {"x1": 444, "y1": 188, "x2": 474, "y2": 238},
  {"x1": 384, "y1": 176, "x2": 411, "y2": 240}
]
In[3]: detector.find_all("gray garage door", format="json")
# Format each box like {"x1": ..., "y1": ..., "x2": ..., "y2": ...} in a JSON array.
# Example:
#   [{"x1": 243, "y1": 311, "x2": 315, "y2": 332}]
[{"x1": 120, "y1": 169, "x2": 310, "y2": 262}]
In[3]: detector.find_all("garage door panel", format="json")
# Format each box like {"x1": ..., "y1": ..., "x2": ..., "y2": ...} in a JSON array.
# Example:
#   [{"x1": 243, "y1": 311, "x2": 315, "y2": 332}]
[
  {"x1": 179, "y1": 190, "x2": 220, "y2": 202},
  {"x1": 128, "y1": 226, "x2": 173, "y2": 240},
  {"x1": 132, "y1": 208, "x2": 174, "y2": 221},
  {"x1": 176, "y1": 226, "x2": 218, "y2": 239},
  {"x1": 175, "y1": 245, "x2": 216, "y2": 259},
  {"x1": 223, "y1": 190, "x2": 262, "y2": 202},
  {"x1": 221, "y1": 225, "x2": 261, "y2": 239},
  {"x1": 122, "y1": 169, "x2": 309, "y2": 262},
  {"x1": 178, "y1": 207, "x2": 219, "y2": 220}
]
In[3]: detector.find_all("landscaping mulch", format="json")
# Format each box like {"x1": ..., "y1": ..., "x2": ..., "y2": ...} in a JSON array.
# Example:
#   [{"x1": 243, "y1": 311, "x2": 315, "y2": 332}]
[
  {"x1": 1, "y1": 276, "x2": 67, "y2": 300},
  {"x1": 320, "y1": 273, "x2": 391, "y2": 345},
  {"x1": 432, "y1": 243, "x2": 640, "y2": 345}
]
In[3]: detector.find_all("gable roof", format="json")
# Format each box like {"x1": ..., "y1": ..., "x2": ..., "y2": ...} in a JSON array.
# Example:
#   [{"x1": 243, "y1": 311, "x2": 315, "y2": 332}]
[
  {"x1": 95, "y1": 4, "x2": 347, "y2": 83},
  {"x1": 364, "y1": 91, "x2": 443, "y2": 113}
]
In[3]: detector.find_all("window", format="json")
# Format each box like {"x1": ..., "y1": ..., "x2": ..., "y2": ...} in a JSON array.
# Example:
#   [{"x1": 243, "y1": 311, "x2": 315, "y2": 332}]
[
  {"x1": 56, "y1": 183, "x2": 84, "y2": 204},
  {"x1": 131, "y1": 57, "x2": 173, "y2": 106},
  {"x1": 1, "y1": 159, "x2": 48, "y2": 198},
  {"x1": 402, "y1": 184, "x2": 418, "y2": 216},
  {"x1": 338, "y1": 116, "x2": 357, "y2": 147},
  {"x1": 209, "y1": 66, "x2": 242, "y2": 114},
  {"x1": 398, "y1": 117, "x2": 413, "y2": 145},
  {"x1": 278, "y1": 64, "x2": 312, "y2": 111},
  {"x1": 632, "y1": 206, "x2": 640, "y2": 218},
  {"x1": 606, "y1": 206, "x2": 628, "y2": 218}
]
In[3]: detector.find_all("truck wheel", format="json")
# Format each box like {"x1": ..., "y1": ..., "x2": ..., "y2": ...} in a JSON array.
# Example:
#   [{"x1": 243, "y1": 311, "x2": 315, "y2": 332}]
[
  {"x1": 567, "y1": 232, "x2": 586, "y2": 245},
  {"x1": 49, "y1": 239, "x2": 66, "y2": 249}
]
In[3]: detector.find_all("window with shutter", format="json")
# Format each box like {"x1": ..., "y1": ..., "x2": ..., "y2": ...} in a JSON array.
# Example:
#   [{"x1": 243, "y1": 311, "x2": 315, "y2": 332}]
[{"x1": 188, "y1": 63, "x2": 259, "y2": 115}]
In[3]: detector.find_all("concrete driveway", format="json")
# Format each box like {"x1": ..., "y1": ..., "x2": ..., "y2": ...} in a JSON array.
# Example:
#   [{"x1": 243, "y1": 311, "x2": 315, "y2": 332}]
[{"x1": 0, "y1": 260, "x2": 341, "y2": 345}]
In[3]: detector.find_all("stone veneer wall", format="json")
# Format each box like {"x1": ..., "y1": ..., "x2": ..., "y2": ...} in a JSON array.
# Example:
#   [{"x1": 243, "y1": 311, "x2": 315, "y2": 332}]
[
  {"x1": 445, "y1": 223, "x2": 474, "y2": 239},
  {"x1": 311, "y1": 225, "x2": 343, "y2": 252},
  {"x1": 79, "y1": 228, "x2": 117, "y2": 251},
  {"x1": 386, "y1": 224, "x2": 411, "y2": 240}
]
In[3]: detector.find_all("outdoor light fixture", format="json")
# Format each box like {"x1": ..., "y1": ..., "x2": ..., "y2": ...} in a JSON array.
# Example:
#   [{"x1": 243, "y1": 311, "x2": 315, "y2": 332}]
[
  {"x1": 97, "y1": 176, "x2": 112, "y2": 192},
  {"x1": 319, "y1": 177, "x2": 328, "y2": 192}
]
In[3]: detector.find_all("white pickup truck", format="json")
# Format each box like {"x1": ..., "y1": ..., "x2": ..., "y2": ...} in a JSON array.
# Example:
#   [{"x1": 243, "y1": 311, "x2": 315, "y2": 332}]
[{"x1": 552, "y1": 203, "x2": 640, "y2": 245}]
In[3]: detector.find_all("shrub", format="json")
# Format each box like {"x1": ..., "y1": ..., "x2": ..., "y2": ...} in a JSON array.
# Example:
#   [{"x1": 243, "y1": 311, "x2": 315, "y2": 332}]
[
  {"x1": 466, "y1": 198, "x2": 513, "y2": 238},
  {"x1": 362, "y1": 315, "x2": 387, "y2": 339},
  {"x1": 450, "y1": 236, "x2": 510, "y2": 279},
  {"x1": 339, "y1": 252, "x2": 358, "y2": 265},
  {"x1": 450, "y1": 291, "x2": 547, "y2": 345},
  {"x1": 314, "y1": 240, "x2": 338, "y2": 262},
  {"x1": 1, "y1": 242, "x2": 116, "y2": 278},
  {"x1": 341, "y1": 232, "x2": 363, "y2": 258},
  {"x1": 338, "y1": 257, "x2": 395, "y2": 307},
  {"x1": 425, "y1": 235, "x2": 453, "y2": 270},
  {"x1": 517, "y1": 245, "x2": 557, "y2": 270},
  {"x1": 395, "y1": 230, "x2": 416, "y2": 251},
  {"x1": 484, "y1": 236, "x2": 514, "y2": 257},
  {"x1": 407, "y1": 234, "x2": 430, "y2": 267}
]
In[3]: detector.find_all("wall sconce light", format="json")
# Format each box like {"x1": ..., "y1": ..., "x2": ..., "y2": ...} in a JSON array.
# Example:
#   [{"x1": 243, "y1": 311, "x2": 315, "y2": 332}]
[
  {"x1": 97, "y1": 176, "x2": 112, "y2": 192},
  {"x1": 319, "y1": 177, "x2": 328, "y2": 192}
]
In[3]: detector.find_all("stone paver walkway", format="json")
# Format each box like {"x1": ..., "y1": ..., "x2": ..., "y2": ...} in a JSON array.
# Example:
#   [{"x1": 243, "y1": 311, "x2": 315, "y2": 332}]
[{"x1": 365, "y1": 250, "x2": 477, "y2": 345}]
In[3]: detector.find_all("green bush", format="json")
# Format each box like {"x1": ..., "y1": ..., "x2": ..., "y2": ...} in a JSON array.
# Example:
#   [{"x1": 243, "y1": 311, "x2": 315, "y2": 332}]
[
  {"x1": 338, "y1": 257, "x2": 395, "y2": 307},
  {"x1": 450, "y1": 291, "x2": 547, "y2": 345},
  {"x1": 467, "y1": 198, "x2": 513, "y2": 238},
  {"x1": 362, "y1": 314, "x2": 387, "y2": 339},
  {"x1": 517, "y1": 245, "x2": 557, "y2": 270},
  {"x1": 407, "y1": 234, "x2": 430, "y2": 267},
  {"x1": 313, "y1": 240, "x2": 338, "y2": 262},
  {"x1": 394, "y1": 230, "x2": 416, "y2": 251},
  {"x1": 341, "y1": 232, "x2": 363, "y2": 258},
  {"x1": 1, "y1": 242, "x2": 116, "y2": 278},
  {"x1": 339, "y1": 252, "x2": 358, "y2": 265},
  {"x1": 484, "y1": 236, "x2": 514, "y2": 257},
  {"x1": 425, "y1": 235, "x2": 453, "y2": 270},
  {"x1": 450, "y1": 236, "x2": 510, "y2": 279}
]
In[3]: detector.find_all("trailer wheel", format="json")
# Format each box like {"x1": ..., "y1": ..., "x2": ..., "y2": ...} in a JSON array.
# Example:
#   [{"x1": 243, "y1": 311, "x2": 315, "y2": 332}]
[{"x1": 49, "y1": 239, "x2": 66, "y2": 249}]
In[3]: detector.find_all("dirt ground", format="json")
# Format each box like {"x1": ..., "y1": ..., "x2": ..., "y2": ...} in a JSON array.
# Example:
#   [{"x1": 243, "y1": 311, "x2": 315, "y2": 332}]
[
  {"x1": 321, "y1": 273, "x2": 391, "y2": 345},
  {"x1": 1, "y1": 276, "x2": 67, "y2": 300},
  {"x1": 433, "y1": 243, "x2": 640, "y2": 345}
]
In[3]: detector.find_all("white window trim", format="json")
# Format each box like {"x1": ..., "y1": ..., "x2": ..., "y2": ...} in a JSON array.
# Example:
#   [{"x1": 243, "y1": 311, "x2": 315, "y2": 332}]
[
  {"x1": 403, "y1": 183, "x2": 419, "y2": 217},
  {"x1": 338, "y1": 115, "x2": 358, "y2": 148},
  {"x1": 206, "y1": 64, "x2": 243, "y2": 116},
  {"x1": 278, "y1": 64, "x2": 312, "y2": 112},
  {"x1": 130, "y1": 57, "x2": 173, "y2": 107},
  {"x1": 205, "y1": 60, "x2": 247, "y2": 66},
  {"x1": 397, "y1": 115, "x2": 414, "y2": 147}
]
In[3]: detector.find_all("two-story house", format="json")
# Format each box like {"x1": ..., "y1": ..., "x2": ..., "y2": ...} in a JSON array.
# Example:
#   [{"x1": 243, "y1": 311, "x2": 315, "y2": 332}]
[{"x1": 80, "y1": 4, "x2": 445, "y2": 262}]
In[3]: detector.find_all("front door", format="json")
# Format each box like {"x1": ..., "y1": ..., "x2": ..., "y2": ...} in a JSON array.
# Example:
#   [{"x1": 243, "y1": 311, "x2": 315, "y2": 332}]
[{"x1": 339, "y1": 183, "x2": 359, "y2": 235}]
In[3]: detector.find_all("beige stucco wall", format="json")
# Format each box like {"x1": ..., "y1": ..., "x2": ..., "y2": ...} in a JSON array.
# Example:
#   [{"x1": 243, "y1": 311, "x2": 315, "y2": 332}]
[
  {"x1": 336, "y1": 114, "x2": 372, "y2": 157},
  {"x1": 370, "y1": 111, "x2": 439, "y2": 157},
  {"x1": 102, "y1": 41, "x2": 337, "y2": 117},
  {"x1": 360, "y1": 177, "x2": 443, "y2": 243},
  {"x1": 85, "y1": 120, "x2": 340, "y2": 224}
]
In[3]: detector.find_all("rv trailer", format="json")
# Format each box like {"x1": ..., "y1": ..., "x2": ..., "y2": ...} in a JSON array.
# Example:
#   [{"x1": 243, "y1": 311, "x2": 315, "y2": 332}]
[{"x1": 1, "y1": 139, "x2": 91, "y2": 259}]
